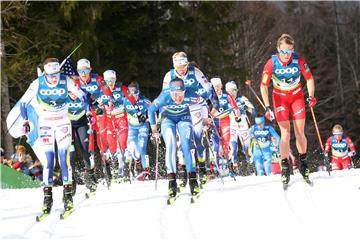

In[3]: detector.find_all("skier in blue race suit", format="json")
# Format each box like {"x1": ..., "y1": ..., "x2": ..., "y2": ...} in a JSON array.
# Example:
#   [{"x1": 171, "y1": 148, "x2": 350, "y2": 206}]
[
  {"x1": 162, "y1": 52, "x2": 215, "y2": 188},
  {"x1": 149, "y1": 78, "x2": 207, "y2": 200},
  {"x1": 248, "y1": 116, "x2": 280, "y2": 176},
  {"x1": 123, "y1": 81, "x2": 151, "y2": 181},
  {"x1": 20, "y1": 58, "x2": 87, "y2": 215}
]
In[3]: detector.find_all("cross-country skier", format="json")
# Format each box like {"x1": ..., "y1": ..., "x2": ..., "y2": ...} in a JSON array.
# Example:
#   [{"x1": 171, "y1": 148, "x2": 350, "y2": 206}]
[
  {"x1": 162, "y1": 52, "x2": 214, "y2": 188},
  {"x1": 149, "y1": 78, "x2": 206, "y2": 203},
  {"x1": 67, "y1": 87, "x2": 96, "y2": 195},
  {"x1": 324, "y1": 124, "x2": 356, "y2": 170},
  {"x1": 123, "y1": 81, "x2": 151, "y2": 181},
  {"x1": 248, "y1": 116, "x2": 280, "y2": 176},
  {"x1": 76, "y1": 59, "x2": 113, "y2": 186},
  {"x1": 260, "y1": 34, "x2": 316, "y2": 185},
  {"x1": 225, "y1": 81, "x2": 256, "y2": 172},
  {"x1": 101, "y1": 69, "x2": 134, "y2": 183},
  {"x1": 20, "y1": 58, "x2": 87, "y2": 216},
  {"x1": 209, "y1": 78, "x2": 240, "y2": 173}
]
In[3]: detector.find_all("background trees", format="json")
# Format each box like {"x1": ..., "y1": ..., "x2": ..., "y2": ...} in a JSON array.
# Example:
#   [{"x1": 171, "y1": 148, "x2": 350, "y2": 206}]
[{"x1": 1, "y1": 1, "x2": 359, "y2": 167}]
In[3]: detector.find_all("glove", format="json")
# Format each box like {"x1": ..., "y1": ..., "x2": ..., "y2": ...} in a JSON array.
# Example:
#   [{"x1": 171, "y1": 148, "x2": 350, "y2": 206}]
[
  {"x1": 235, "y1": 116, "x2": 242, "y2": 123},
  {"x1": 22, "y1": 120, "x2": 30, "y2": 135},
  {"x1": 138, "y1": 114, "x2": 147, "y2": 123},
  {"x1": 202, "y1": 118, "x2": 211, "y2": 131},
  {"x1": 240, "y1": 102, "x2": 248, "y2": 112},
  {"x1": 348, "y1": 151, "x2": 356, "y2": 158},
  {"x1": 306, "y1": 96, "x2": 317, "y2": 108},
  {"x1": 265, "y1": 106, "x2": 275, "y2": 121},
  {"x1": 324, "y1": 156, "x2": 332, "y2": 172}
]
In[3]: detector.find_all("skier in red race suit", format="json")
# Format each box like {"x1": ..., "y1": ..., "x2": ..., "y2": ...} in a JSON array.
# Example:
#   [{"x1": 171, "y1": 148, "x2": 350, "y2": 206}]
[
  {"x1": 324, "y1": 124, "x2": 356, "y2": 170},
  {"x1": 260, "y1": 34, "x2": 316, "y2": 185}
]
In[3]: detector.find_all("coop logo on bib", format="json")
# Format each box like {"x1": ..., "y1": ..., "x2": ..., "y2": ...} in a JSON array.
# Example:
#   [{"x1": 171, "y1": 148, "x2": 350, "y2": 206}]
[
  {"x1": 40, "y1": 89, "x2": 66, "y2": 96},
  {"x1": 274, "y1": 67, "x2": 299, "y2": 75}
]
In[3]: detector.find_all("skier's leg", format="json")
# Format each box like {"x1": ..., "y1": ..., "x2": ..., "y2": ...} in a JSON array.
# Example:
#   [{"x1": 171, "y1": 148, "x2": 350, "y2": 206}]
[{"x1": 263, "y1": 150, "x2": 273, "y2": 176}]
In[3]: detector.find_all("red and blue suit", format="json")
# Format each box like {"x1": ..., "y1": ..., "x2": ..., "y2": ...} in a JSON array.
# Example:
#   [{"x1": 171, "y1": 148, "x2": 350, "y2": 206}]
[
  {"x1": 261, "y1": 53, "x2": 313, "y2": 122},
  {"x1": 324, "y1": 134, "x2": 356, "y2": 170}
]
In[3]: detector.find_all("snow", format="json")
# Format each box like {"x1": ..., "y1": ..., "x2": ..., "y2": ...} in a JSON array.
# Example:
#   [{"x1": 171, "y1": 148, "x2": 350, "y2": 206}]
[{"x1": 1, "y1": 169, "x2": 360, "y2": 240}]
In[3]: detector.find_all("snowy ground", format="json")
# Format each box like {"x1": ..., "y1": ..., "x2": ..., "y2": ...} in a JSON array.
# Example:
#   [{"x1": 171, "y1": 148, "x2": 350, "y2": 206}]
[{"x1": 1, "y1": 169, "x2": 360, "y2": 240}]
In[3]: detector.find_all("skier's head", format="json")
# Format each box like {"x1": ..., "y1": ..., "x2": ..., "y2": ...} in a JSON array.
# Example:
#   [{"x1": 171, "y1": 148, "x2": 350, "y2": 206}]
[
  {"x1": 68, "y1": 91, "x2": 77, "y2": 101},
  {"x1": 172, "y1": 52, "x2": 189, "y2": 77},
  {"x1": 255, "y1": 115, "x2": 265, "y2": 128},
  {"x1": 277, "y1": 34, "x2": 295, "y2": 62},
  {"x1": 211, "y1": 77, "x2": 222, "y2": 94},
  {"x1": 128, "y1": 81, "x2": 140, "y2": 100},
  {"x1": 225, "y1": 81, "x2": 238, "y2": 97},
  {"x1": 77, "y1": 58, "x2": 91, "y2": 82},
  {"x1": 169, "y1": 78, "x2": 185, "y2": 104},
  {"x1": 43, "y1": 58, "x2": 61, "y2": 85},
  {"x1": 332, "y1": 124, "x2": 343, "y2": 141},
  {"x1": 103, "y1": 69, "x2": 116, "y2": 90}
]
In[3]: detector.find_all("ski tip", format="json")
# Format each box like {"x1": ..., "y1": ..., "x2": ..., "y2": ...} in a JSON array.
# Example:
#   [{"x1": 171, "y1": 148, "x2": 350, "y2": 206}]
[{"x1": 36, "y1": 216, "x2": 40, "y2": 222}]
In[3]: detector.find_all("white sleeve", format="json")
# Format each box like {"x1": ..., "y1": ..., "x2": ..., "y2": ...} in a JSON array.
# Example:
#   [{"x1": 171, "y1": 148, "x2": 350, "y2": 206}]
[
  {"x1": 241, "y1": 96, "x2": 254, "y2": 109},
  {"x1": 67, "y1": 77, "x2": 85, "y2": 98},
  {"x1": 194, "y1": 68, "x2": 212, "y2": 92},
  {"x1": 20, "y1": 80, "x2": 39, "y2": 104},
  {"x1": 162, "y1": 72, "x2": 172, "y2": 91}
]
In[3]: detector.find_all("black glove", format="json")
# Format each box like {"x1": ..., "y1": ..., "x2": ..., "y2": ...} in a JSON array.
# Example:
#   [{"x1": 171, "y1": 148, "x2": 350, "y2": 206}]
[
  {"x1": 235, "y1": 116, "x2": 242, "y2": 123},
  {"x1": 138, "y1": 114, "x2": 147, "y2": 123}
]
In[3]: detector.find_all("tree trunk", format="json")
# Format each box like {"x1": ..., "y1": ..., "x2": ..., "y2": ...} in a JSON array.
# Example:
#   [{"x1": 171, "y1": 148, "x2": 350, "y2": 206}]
[
  {"x1": 334, "y1": 2, "x2": 345, "y2": 117},
  {"x1": 0, "y1": 17, "x2": 14, "y2": 159}
]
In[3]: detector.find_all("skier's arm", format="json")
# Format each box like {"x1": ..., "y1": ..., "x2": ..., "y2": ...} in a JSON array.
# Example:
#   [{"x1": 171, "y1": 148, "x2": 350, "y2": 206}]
[
  {"x1": 345, "y1": 136, "x2": 356, "y2": 152},
  {"x1": 269, "y1": 126, "x2": 280, "y2": 147},
  {"x1": 20, "y1": 80, "x2": 39, "y2": 120}
]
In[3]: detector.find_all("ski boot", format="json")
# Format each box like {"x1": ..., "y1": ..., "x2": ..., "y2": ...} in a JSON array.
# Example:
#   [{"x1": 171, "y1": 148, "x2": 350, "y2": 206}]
[
  {"x1": 63, "y1": 184, "x2": 74, "y2": 211},
  {"x1": 36, "y1": 187, "x2": 53, "y2": 221},
  {"x1": 104, "y1": 160, "x2": 112, "y2": 187},
  {"x1": 85, "y1": 168, "x2": 97, "y2": 198},
  {"x1": 123, "y1": 161, "x2": 131, "y2": 183},
  {"x1": 167, "y1": 173, "x2": 177, "y2": 205},
  {"x1": 198, "y1": 161, "x2": 208, "y2": 189},
  {"x1": 281, "y1": 158, "x2": 290, "y2": 189},
  {"x1": 72, "y1": 172, "x2": 77, "y2": 196},
  {"x1": 177, "y1": 164, "x2": 187, "y2": 192},
  {"x1": 60, "y1": 184, "x2": 74, "y2": 219},
  {"x1": 42, "y1": 187, "x2": 53, "y2": 214},
  {"x1": 299, "y1": 153, "x2": 312, "y2": 185},
  {"x1": 189, "y1": 172, "x2": 200, "y2": 203}
]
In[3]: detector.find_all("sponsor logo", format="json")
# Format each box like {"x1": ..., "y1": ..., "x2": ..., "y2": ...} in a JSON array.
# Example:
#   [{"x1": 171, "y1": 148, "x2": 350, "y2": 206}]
[
  {"x1": 276, "y1": 106, "x2": 286, "y2": 112},
  {"x1": 113, "y1": 93, "x2": 122, "y2": 99},
  {"x1": 293, "y1": 108, "x2": 304, "y2": 116},
  {"x1": 196, "y1": 88, "x2": 206, "y2": 95},
  {"x1": 184, "y1": 78, "x2": 196, "y2": 85},
  {"x1": 166, "y1": 104, "x2": 188, "y2": 109},
  {"x1": 59, "y1": 80, "x2": 66, "y2": 84},
  {"x1": 39, "y1": 88, "x2": 66, "y2": 96},
  {"x1": 254, "y1": 130, "x2": 269, "y2": 136},
  {"x1": 304, "y1": 63, "x2": 310, "y2": 73},
  {"x1": 126, "y1": 105, "x2": 144, "y2": 111},
  {"x1": 219, "y1": 99, "x2": 228, "y2": 105},
  {"x1": 68, "y1": 102, "x2": 83, "y2": 108},
  {"x1": 42, "y1": 138, "x2": 50, "y2": 144},
  {"x1": 86, "y1": 85, "x2": 98, "y2": 92},
  {"x1": 332, "y1": 143, "x2": 347, "y2": 148},
  {"x1": 40, "y1": 126, "x2": 51, "y2": 130},
  {"x1": 274, "y1": 67, "x2": 299, "y2": 75}
]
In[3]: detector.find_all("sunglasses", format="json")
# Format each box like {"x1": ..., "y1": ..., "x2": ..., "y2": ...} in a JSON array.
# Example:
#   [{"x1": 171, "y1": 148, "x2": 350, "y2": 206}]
[
  {"x1": 77, "y1": 68, "x2": 91, "y2": 75},
  {"x1": 229, "y1": 89, "x2": 238, "y2": 94},
  {"x1": 279, "y1": 49, "x2": 294, "y2": 55},
  {"x1": 105, "y1": 79, "x2": 116, "y2": 83},
  {"x1": 333, "y1": 133, "x2": 343, "y2": 137},
  {"x1": 46, "y1": 72, "x2": 60, "y2": 78},
  {"x1": 170, "y1": 90, "x2": 185, "y2": 97}
]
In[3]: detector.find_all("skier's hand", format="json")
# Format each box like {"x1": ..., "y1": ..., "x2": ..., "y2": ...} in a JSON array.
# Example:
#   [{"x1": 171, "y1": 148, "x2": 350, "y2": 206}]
[
  {"x1": 22, "y1": 120, "x2": 30, "y2": 135},
  {"x1": 265, "y1": 106, "x2": 275, "y2": 122},
  {"x1": 235, "y1": 116, "x2": 242, "y2": 123},
  {"x1": 324, "y1": 156, "x2": 332, "y2": 172},
  {"x1": 348, "y1": 151, "x2": 356, "y2": 158},
  {"x1": 307, "y1": 96, "x2": 317, "y2": 108},
  {"x1": 151, "y1": 125, "x2": 160, "y2": 141}
]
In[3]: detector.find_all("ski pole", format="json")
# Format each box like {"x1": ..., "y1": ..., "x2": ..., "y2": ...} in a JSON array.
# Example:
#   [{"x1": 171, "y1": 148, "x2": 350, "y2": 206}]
[
  {"x1": 310, "y1": 106, "x2": 331, "y2": 176},
  {"x1": 204, "y1": 130, "x2": 225, "y2": 185},
  {"x1": 245, "y1": 80, "x2": 266, "y2": 110},
  {"x1": 155, "y1": 138, "x2": 160, "y2": 191}
]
